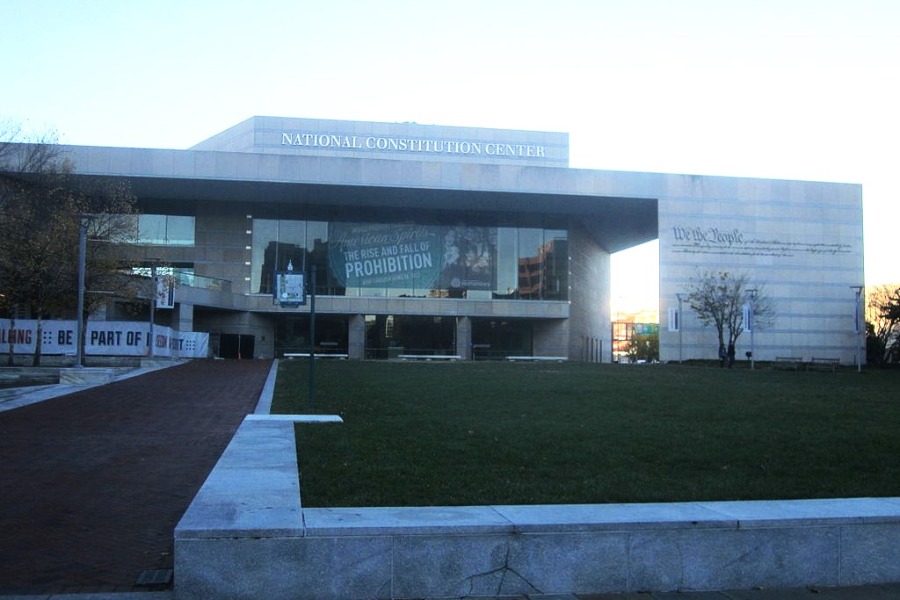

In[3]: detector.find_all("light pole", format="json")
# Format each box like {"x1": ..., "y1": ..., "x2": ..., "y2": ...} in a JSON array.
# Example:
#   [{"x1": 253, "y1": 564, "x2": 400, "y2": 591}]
[
  {"x1": 75, "y1": 217, "x2": 88, "y2": 368},
  {"x1": 851, "y1": 285, "x2": 864, "y2": 373},
  {"x1": 747, "y1": 288, "x2": 757, "y2": 370},
  {"x1": 147, "y1": 259, "x2": 161, "y2": 359},
  {"x1": 676, "y1": 293, "x2": 684, "y2": 363},
  {"x1": 308, "y1": 264, "x2": 316, "y2": 410}
]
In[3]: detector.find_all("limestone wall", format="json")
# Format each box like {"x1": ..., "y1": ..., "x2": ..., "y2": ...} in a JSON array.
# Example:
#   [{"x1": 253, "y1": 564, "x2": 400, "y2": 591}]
[{"x1": 175, "y1": 416, "x2": 900, "y2": 600}]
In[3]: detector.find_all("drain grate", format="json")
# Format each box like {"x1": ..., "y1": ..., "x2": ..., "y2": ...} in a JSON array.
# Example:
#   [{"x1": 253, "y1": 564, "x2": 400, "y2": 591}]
[{"x1": 135, "y1": 569, "x2": 173, "y2": 587}]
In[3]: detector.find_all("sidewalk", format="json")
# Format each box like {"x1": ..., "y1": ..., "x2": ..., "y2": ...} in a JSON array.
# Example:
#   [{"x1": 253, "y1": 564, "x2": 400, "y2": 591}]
[
  {"x1": 2, "y1": 584, "x2": 900, "y2": 599},
  {"x1": 0, "y1": 359, "x2": 273, "y2": 596}
]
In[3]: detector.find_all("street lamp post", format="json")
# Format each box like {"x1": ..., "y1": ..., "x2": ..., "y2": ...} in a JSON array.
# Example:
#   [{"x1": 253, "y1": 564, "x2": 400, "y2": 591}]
[
  {"x1": 308, "y1": 264, "x2": 316, "y2": 410},
  {"x1": 75, "y1": 217, "x2": 88, "y2": 368},
  {"x1": 747, "y1": 288, "x2": 757, "y2": 370},
  {"x1": 676, "y1": 293, "x2": 684, "y2": 363},
  {"x1": 147, "y1": 259, "x2": 161, "y2": 359},
  {"x1": 851, "y1": 285, "x2": 864, "y2": 373}
]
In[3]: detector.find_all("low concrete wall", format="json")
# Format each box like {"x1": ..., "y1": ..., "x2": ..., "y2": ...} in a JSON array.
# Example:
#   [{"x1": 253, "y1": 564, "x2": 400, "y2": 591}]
[
  {"x1": 59, "y1": 366, "x2": 133, "y2": 385},
  {"x1": 0, "y1": 366, "x2": 60, "y2": 387},
  {"x1": 174, "y1": 418, "x2": 900, "y2": 600}
]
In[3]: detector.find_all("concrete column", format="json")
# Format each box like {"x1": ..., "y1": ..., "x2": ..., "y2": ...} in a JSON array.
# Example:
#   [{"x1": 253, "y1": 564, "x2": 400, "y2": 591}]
[
  {"x1": 348, "y1": 314, "x2": 366, "y2": 360},
  {"x1": 174, "y1": 303, "x2": 194, "y2": 332},
  {"x1": 456, "y1": 316, "x2": 472, "y2": 360},
  {"x1": 533, "y1": 319, "x2": 569, "y2": 358}
]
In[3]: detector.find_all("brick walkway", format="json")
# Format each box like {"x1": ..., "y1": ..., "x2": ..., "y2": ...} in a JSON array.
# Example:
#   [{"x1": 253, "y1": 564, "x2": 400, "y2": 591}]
[{"x1": 0, "y1": 359, "x2": 273, "y2": 595}]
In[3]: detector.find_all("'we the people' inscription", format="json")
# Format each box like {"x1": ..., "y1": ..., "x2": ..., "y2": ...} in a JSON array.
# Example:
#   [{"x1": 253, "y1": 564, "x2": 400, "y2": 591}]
[{"x1": 671, "y1": 226, "x2": 852, "y2": 258}]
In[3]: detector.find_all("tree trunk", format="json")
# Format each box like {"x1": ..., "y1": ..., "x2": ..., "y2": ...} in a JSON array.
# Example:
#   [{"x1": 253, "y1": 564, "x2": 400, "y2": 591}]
[
  {"x1": 32, "y1": 313, "x2": 43, "y2": 367},
  {"x1": 6, "y1": 316, "x2": 14, "y2": 366}
]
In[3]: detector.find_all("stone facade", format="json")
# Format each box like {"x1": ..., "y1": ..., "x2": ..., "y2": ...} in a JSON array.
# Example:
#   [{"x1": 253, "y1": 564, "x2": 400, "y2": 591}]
[
  {"x1": 4, "y1": 116, "x2": 861, "y2": 362},
  {"x1": 656, "y1": 175, "x2": 864, "y2": 363}
]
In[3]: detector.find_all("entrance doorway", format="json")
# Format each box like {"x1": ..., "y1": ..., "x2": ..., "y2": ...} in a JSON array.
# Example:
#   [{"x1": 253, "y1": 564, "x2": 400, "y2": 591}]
[
  {"x1": 219, "y1": 334, "x2": 255, "y2": 359},
  {"x1": 471, "y1": 319, "x2": 533, "y2": 359},
  {"x1": 274, "y1": 316, "x2": 348, "y2": 357},
  {"x1": 365, "y1": 315, "x2": 455, "y2": 359}
]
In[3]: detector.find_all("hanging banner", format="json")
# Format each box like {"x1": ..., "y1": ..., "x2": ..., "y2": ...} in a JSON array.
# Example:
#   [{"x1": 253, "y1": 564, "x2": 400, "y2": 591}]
[
  {"x1": 327, "y1": 222, "x2": 497, "y2": 292},
  {"x1": 438, "y1": 224, "x2": 496, "y2": 291},
  {"x1": 329, "y1": 222, "x2": 443, "y2": 289},
  {"x1": 0, "y1": 319, "x2": 209, "y2": 358},
  {"x1": 668, "y1": 308, "x2": 680, "y2": 332},
  {"x1": 155, "y1": 275, "x2": 175, "y2": 309},
  {"x1": 274, "y1": 270, "x2": 306, "y2": 305}
]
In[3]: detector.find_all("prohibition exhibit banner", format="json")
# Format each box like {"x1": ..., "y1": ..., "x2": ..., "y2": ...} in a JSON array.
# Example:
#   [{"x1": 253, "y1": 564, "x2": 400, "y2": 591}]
[
  {"x1": 329, "y1": 222, "x2": 443, "y2": 289},
  {"x1": 438, "y1": 224, "x2": 496, "y2": 291},
  {"x1": 0, "y1": 319, "x2": 209, "y2": 358},
  {"x1": 328, "y1": 222, "x2": 497, "y2": 291}
]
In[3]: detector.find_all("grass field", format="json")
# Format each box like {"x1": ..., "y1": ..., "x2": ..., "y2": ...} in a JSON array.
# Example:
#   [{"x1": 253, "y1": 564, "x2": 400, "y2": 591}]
[{"x1": 271, "y1": 360, "x2": 900, "y2": 508}]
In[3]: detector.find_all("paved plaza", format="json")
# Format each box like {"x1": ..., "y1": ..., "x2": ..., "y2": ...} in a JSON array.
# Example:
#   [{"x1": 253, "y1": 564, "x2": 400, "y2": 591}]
[
  {"x1": 0, "y1": 359, "x2": 898, "y2": 599},
  {"x1": 0, "y1": 359, "x2": 272, "y2": 595}
]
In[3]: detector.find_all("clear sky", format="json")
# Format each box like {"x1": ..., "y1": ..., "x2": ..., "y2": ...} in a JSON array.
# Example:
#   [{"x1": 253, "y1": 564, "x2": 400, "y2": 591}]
[{"x1": 3, "y1": 0, "x2": 897, "y2": 315}]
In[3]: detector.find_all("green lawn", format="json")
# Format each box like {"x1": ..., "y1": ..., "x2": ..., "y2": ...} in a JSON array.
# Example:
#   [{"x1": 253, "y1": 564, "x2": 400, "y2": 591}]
[{"x1": 271, "y1": 360, "x2": 900, "y2": 508}]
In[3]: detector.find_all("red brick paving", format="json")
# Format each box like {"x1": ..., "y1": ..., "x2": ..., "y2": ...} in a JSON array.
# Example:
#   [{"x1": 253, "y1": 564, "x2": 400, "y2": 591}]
[{"x1": 0, "y1": 359, "x2": 273, "y2": 595}]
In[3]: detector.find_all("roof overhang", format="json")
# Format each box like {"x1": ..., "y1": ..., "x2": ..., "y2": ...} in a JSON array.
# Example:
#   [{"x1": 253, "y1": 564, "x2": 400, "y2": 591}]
[{"x1": 4, "y1": 143, "x2": 659, "y2": 253}]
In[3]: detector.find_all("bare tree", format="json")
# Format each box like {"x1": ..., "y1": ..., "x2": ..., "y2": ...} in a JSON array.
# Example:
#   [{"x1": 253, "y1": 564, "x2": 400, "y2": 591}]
[
  {"x1": 1, "y1": 124, "x2": 139, "y2": 365},
  {"x1": 0, "y1": 174, "x2": 72, "y2": 363},
  {"x1": 1, "y1": 122, "x2": 66, "y2": 363},
  {"x1": 866, "y1": 284, "x2": 900, "y2": 366},
  {"x1": 0, "y1": 121, "x2": 62, "y2": 189},
  {"x1": 685, "y1": 271, "x2": 775, "y2": 359}
]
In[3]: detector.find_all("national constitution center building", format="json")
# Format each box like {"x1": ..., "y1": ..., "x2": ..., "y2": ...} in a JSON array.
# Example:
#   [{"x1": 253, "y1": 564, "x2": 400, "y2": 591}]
[{"x1": 42, "y1": 117, "x2": 864, "y2": 363}]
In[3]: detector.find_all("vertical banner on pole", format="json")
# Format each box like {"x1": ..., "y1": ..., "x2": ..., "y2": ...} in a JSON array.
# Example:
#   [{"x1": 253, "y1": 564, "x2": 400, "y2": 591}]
[
  {"x1": 156, "y1": 275, "x2": 175, "y2": 309},
  {"x1": 274, "y1": 261, "x2": 306, "y2": 306},
  {"x1": 668, "y1": 308, "x2": 680, "y2": 332}
]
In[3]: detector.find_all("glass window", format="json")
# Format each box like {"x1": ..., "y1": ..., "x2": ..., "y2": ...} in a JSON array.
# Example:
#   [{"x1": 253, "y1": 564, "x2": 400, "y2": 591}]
[
  {"x1": 138, "y1": 215, "x2": 166, "y2": 244},
  {"x1": 494, "y1": 227, "x2": 518, "y2": 298},
  {"x1": 542, "y1": 229, "x2": 568, "y2": 300},
  {"x1": 517, "y1": 228, "x2": 545, "y2": 299},
  {"x1": 133, "y1": 215, "x2": 195, "y2": 246},
  {"x1": 252, "y1": 219, "x2": 335, "y2": 295},
  {"x1": 305, "y1": 221, "x2": 339, "y2": 295},
  {"x1": 164, "y1": 216, "x2": 195, "y2": 245},
  {"x1": 253, "y1": 219, "x2": 307, "y2": 295},
  {"x1": 251, "y1": 219, "x2": 278, "y2": 294}
]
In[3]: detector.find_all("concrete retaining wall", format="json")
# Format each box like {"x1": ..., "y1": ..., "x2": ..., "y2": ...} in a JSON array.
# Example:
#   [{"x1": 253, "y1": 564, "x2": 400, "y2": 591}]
[{"x1": 174, "y1": 417, "x2": 900, "y2": 599}]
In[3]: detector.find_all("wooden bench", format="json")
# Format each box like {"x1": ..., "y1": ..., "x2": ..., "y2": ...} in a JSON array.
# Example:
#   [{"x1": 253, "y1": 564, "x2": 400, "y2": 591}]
[
  {"x1": 774, "y1": 356, "x2": 803, "y2": 371},
  {"x1": 505, "y1": 356, "x2": 568, "y2": 362},
  {"x1": 809, "y1": 357, "x2": 840, "y2": 373},
  {"x1": 283, "y1": 353, "x2": 348, "y2": 359},
  {"x1": 397, "y1": 354, "x2": 461, "y2": 361}
]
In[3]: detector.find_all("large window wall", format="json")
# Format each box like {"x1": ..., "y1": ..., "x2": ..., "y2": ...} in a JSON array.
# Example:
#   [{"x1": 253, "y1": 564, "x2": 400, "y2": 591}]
[
  {"x1": 250, "y1": 214, "x2": 568, "y2": 301},
  {"x1": 251, "y1": 219, "x2": 329, "y2": 294}
]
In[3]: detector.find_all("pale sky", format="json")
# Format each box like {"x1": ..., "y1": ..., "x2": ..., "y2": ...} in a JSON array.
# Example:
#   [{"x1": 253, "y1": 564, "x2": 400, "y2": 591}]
[{"x1": 3, "y1": 0, "x2": 898, "y2": 315}]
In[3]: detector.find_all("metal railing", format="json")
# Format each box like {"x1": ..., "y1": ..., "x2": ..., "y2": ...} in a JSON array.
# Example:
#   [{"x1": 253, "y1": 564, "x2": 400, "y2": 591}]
[{"x1": 173, "y1": 270, "x2": 232, "y2": 293}]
